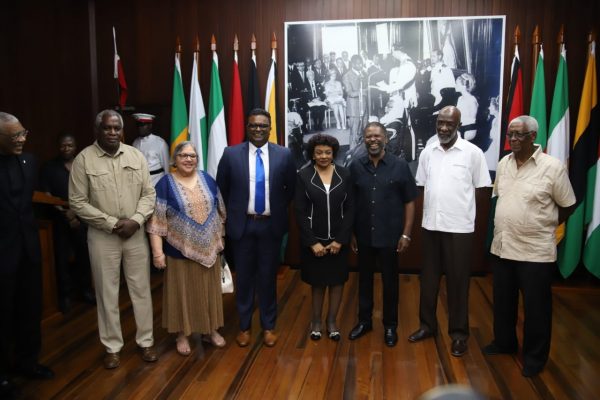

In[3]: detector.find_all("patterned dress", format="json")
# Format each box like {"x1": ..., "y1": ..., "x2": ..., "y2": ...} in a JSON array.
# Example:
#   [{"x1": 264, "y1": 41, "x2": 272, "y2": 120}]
[{"x1": 146, "y1": 172, "x2": 226, "y2": 335}]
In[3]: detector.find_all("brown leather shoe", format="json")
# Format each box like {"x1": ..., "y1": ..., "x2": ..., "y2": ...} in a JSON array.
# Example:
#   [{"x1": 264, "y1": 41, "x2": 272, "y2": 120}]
[
  {"x1": 140, "y1": 346, "x2": 158, "y2": 362},
  {"x1": 104, "y1": 352, "x2": 120, "y2": 369},
  {"x1": 236, "y1": 330, "x2": 251, "y2": 347},
  {"x1": 263, "y1": 330, "x2": 278, "y2": 347}
]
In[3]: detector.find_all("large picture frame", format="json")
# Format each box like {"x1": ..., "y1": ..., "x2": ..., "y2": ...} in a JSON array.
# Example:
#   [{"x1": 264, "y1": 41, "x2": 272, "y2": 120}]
[{"x1": 284, "y1": 16, "x2": 506, "y2": 175}]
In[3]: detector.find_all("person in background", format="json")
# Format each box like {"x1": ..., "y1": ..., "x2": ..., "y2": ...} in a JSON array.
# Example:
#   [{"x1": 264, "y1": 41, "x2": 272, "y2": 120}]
[
  {"x1": 484, "y1": 115, "x2": 575, "y2": 377},
  {"x1": 343, "y1": 55, "x2": 368, "y2": 152},
  {"x1": 147, "y1": 141, "x2": 226, "y2": 355},
  {"x1": 131, "y1": 113, "x2": 170, "y2": 186},
  {"x1": 408, "y1": 106, "x2": 491, "y2": 357},
  {"x1": 0, "y1": 112, "x2": 54, "y2": 399},
  {"x1": 295, "y1": 134, "x2": 354, "y2": 341},
  {"x1": 428, "y1": 49, "x2": 456, "y2": 106},
  {"x1": 323, "y1": 69, "x2": 347, "y2": 130},
  {"x1": 69, "y1": 109, "x2": 158, "y2": 369},
  {"x1": 40, "y1": 132, "x2": 95, "y2": 312},
  {"x1": 455, "y1": 73, "x2": 478, "y2": 141},
  {"x1": 348, "y1": 122, "x2": 417, "y2": 347}
]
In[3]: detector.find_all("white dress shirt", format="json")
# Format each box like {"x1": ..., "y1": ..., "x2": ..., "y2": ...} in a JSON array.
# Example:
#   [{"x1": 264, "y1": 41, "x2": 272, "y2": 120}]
[
  {"x1": 132, "y1": 133, "x2": 170, "y2": 186},
  {"x1": 416, "y1": 136, "x2": 491, "y2": 233},
  {"x1": 247, "y1": 142, "x2": 271, "y2": 215}
]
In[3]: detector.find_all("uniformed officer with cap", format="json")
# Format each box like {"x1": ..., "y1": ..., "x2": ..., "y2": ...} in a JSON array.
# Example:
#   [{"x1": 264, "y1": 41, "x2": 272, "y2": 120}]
[{"x1": 131, "y1": 113, "x2": 169, "y2": 186}]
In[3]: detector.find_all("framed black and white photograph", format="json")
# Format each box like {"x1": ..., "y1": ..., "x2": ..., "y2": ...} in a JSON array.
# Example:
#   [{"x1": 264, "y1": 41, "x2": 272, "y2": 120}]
[{"x1": 284, "y1": 16, "x2": 506, "y2": 174}]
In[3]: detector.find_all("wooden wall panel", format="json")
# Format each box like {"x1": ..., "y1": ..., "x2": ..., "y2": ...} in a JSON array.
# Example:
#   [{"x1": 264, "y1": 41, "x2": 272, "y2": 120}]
[{"x1": 1, "y1": 0, "x2": 599, "y2": 272}]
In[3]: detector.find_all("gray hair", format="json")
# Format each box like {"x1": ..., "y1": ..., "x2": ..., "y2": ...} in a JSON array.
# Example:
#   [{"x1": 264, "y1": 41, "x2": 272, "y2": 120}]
[
  {"x1": 0, "y1": 112, "x2": 19, "y2": 124},
  {"x1": 170, "y1": 140, "x2": 197, "y2": 167},
  {"x1": 456, "y1": 73, "x2": 476, "y2": 93},
  {"x1": 510, "y1": 115, "x2": 539, "y2": 133},
  {"x1": 94, "y1": 109, "x2": 124, "y2": 131}
]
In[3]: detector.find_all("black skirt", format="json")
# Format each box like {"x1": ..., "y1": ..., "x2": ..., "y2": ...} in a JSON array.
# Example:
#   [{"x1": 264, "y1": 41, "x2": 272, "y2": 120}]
[{"x1": 300, "y1": 241, "x2": 349, "y2": 286}]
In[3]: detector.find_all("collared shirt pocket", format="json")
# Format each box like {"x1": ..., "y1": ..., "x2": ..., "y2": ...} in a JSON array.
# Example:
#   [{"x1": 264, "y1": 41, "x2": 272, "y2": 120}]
[
  {"x1": 87, "y1": 169, "x2": 112, "y2": 191},
  {"x1": 123, "y1": 162, "x2": 143, "y2": 187},
  {"x1": 449, "y1": 162, "x2": 470, "y2": 182}
]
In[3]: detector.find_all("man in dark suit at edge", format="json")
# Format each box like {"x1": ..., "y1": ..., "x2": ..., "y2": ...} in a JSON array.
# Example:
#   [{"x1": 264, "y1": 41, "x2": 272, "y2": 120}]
[{"x1": 0, "y1": 112, "x2": 54, "y2": 399}]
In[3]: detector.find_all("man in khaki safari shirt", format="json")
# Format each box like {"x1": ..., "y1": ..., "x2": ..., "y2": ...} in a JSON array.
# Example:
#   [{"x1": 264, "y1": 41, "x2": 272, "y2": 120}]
[{"x1": 69, "y1": 109, "x2": 158, "y2": 369}]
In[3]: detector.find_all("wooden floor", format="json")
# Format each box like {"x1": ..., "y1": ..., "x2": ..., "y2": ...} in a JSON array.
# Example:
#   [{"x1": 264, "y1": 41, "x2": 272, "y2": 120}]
[{"x1": 19, "y1": 268, "x2": 600, "y2": 399}]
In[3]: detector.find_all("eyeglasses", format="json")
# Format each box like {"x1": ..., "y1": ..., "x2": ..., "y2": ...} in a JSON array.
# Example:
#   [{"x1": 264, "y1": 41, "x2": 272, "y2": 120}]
[
  {"x1": 2, "y1": 129, "x2": 29, "y2": 141},
  {"x1": 247, "y1": 123, "x2": 270, "y2": 130},
  {"x1": 507, "y1": 131, "x2": 533, "y2": 140},
  {"x1": 176, "y1": 153, "x2": 197, "y2": 159}
]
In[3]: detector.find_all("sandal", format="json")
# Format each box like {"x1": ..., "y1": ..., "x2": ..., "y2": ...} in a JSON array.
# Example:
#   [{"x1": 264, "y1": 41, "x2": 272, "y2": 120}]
[{"x1": 176, "y1": 333, "x2": 191, "y2": 356}]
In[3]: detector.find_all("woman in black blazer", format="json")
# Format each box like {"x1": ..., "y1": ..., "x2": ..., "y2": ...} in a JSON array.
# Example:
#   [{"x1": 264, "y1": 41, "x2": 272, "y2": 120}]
[{"x1": 294, "y1": 134, "x2": 354, "y2": 341}]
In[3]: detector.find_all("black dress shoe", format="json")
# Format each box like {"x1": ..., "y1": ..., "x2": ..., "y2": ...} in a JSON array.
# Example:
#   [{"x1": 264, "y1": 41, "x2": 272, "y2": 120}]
[
  {"x1": 451, "y1": 339, "x2": 468, "y2": 357},
  {"x1": 16, "y1": 364, "x2": 54, "y2": 379},
  {"x1": 348, "y1": 323, "x2": 372, "y2": 340},
  {"x1": 522, "y1": 365, "x2": 543, "y2": 378},
  {"x1": 384, "y1": 328, "x2": 398, "y2": 347},
  {"x1": 482, "y1": 342, "x2": 517, "y2": 355},
  {"x1": 408, "y1": 328, "x2": 435, "y2": 343}
]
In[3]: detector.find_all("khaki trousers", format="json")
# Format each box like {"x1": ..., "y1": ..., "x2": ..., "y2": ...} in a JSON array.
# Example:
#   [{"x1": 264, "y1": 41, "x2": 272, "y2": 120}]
[{"x1": 88, "y1": 227, "x2": 153, "y2": 353}]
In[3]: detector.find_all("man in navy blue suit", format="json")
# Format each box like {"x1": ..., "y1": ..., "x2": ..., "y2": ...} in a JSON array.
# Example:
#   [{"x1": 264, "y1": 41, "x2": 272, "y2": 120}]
[
  {"x1": 217, "y1": 108, "x2": 296, "y2": 347},
  {"x1": 0, "y1": 112, "x2": 54, "y2": 398}
]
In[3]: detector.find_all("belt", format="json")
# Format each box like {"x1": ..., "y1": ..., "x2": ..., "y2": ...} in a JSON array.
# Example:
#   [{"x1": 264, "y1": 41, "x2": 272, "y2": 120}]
[
  {"x1": 149, "y1": 168, "x2": 165, "y2": 175},
  {"x1": 247, "y1": 214, "x2": 270, "y2": 220}
]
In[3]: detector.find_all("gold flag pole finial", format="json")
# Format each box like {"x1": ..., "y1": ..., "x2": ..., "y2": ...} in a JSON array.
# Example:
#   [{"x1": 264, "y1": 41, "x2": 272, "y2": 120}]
[
  {"x1": 176, "y1": 36, "x2": 183, "y2": 54},
  {"x1": 514, "y1": 25, "x2": 521, "y2": 45},
  {"x1": 211, "y1": 34, "x2": 217, "y2": 51},
  {"x1": 194, "y1": 35, "x2": 200, "y2": 53},
  {"x1": 531, "y1": 25, "x2": 541, "y2": 83},
  {"x1": 251, "y1": 34, "x2": 257, "y2": 50},
  {"x1": 271, "y1": 32, "x2": 277, "y2": 49},
  {"x1": 234, "y1": 34, "x2": 239, "y2": 52},
  {"x1": 557, "y1": 24, "x2": 565, "y2": 45}
]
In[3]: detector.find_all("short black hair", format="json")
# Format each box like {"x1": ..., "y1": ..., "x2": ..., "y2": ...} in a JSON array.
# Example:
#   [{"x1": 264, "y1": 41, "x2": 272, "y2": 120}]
[
  {"x1": 57, "y1": 131, "x2": 76, "y2": 143},
  {"x1": 247, "y1": 108, "x2": 271, "y2": 125},
  {"x1": 306, "y1": 134, "x2": 340, "y2": 159},
  {"x1": 363, "y1": 121, "x2": 386, "y2": 134}
]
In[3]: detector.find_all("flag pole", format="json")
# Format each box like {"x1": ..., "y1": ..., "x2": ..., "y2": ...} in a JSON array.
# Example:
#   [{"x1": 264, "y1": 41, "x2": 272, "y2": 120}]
[
  {"x1": 556, "y1": 24, "x2": 565, "y2": 64},
  {"x1": 112, "y1": 27, "x2": 120, "y2": 110},
  {"x1": 176, "y1": 36, "x2": 182, "y2": 63},
  {"x1": 531, "y1": 25, "x2": 541, "y2": 92}
]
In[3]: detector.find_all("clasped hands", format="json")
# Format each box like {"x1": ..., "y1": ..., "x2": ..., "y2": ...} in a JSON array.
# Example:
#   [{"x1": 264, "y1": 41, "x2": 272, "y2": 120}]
[
  {"x1": 311, "y1": 241, "x2": 342, "y2": 257},
  {"x1": 112, "y1": 218, "x2": 140, "y2": 239}
]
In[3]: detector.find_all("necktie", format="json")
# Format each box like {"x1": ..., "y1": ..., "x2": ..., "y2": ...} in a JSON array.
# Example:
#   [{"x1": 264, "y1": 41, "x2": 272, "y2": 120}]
[
  {"x1": 311, "y1": 82, "x2": 316, "y2": 98},
  {"x1": 255, "y1": 148, "x2": 265, "y2": 214}
]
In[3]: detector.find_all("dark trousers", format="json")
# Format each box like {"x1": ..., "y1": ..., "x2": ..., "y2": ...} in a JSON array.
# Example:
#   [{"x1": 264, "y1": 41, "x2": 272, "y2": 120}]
[
  {"x1": 53, "y1": 220, "x2": 92, "y2": 300},
  {"x1": 357, "y1": 246, "x2": 398, "y2": 328},
  {"x1": 231, "y1": 218, "x2": 282, "y2": 331},
  {"x1": 0, "y1": 246, "x2": 42, "y2": 375},
  {"x1": 491, "y1": 256, "x2": 553, "y2": 371},
  {"x1": 419, "y1": 229, "x2": 473, "y2": 340}
]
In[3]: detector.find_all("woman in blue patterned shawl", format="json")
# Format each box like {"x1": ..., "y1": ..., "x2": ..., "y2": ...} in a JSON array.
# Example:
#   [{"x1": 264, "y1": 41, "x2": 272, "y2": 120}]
[{"x1": 147, "y1": 141, "x2": 226, "y2": 356}]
